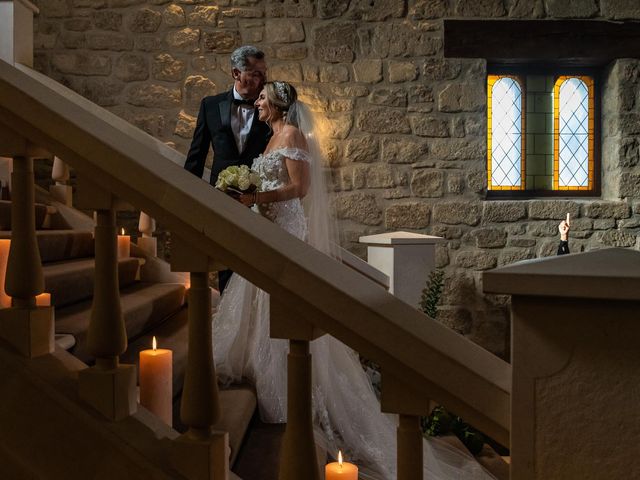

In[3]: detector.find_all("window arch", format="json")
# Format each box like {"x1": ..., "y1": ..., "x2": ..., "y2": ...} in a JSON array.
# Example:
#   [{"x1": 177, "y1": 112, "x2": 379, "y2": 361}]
[{"x1": 487, "y1": 75, "x2": 525, "y2": 190}]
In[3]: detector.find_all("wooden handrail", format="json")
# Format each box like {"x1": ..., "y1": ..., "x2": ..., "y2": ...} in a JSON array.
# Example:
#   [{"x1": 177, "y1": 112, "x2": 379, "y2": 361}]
[{"x1": 0, "y1": 59, "x2": 511, "y2": 444}]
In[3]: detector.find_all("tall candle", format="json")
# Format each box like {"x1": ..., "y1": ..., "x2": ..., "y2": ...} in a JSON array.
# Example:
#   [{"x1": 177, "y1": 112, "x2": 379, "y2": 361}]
[
  {"x1": 0, "y1": 239, "x2": 10, "y2": 308},
  {"x1": 36, "y1": 293, "x2": 51, "y2": 306},
  {"x1": 117, "y1": 228, "x2": 130, "y2": 258},
  {"x1": 139, "y1": 336, "x2": 173, "y2": 425},
  {"x1": 325, "y1": 451, "x2": 358, "y2": 480}
]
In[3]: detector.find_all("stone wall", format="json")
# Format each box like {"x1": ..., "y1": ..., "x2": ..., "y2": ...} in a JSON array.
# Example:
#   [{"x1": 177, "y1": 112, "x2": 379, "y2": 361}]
[{"x1": 31, "y1": 0, "x2": 640, "y2": 358}]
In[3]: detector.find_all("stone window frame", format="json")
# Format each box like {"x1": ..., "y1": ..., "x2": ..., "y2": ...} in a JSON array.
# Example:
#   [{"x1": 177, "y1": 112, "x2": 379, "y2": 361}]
[{"x1": 486, "y1": 65, "x2": 602, "y2": 200}]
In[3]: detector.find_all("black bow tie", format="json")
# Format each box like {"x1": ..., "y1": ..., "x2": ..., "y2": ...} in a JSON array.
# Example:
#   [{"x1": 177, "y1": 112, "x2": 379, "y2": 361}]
[{"x1": 233, "y1": 98, "x2": 255, "y2": 106}]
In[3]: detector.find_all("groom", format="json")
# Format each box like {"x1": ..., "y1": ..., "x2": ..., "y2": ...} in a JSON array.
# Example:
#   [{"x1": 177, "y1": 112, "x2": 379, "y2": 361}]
[{"x1": 184, "y1": 45, "x2": 271, "y2": 294}]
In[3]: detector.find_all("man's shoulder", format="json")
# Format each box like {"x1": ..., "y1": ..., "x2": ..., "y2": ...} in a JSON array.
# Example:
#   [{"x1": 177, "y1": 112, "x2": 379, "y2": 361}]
[{"x1": 202, "y1": 91, "x2": 232, "y2": 106}]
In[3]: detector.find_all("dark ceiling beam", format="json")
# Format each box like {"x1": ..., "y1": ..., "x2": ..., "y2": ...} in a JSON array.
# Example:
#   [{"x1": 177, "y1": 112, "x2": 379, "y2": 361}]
[{"x1": 444, "y1": 19, "x2": 640, "y2": 66}]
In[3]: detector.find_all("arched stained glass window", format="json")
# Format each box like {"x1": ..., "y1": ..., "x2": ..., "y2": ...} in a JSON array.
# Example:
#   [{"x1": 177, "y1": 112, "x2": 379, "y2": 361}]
[
  {"x1": 487, "y1": 75, "x2": 525, "y2": 190},
  {"x1": 554, "y1": 76, "x2": 595, "y2": 190}
]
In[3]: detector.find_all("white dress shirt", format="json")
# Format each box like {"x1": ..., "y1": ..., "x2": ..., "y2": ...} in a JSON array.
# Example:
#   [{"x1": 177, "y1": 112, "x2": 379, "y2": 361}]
[{"x1": 231, "y1": 87, "x2": 256, "y2": 154}]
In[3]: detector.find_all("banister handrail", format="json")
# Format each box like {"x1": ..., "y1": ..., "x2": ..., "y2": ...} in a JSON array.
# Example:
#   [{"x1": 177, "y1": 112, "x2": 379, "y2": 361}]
[{"x1": 0, "y1": 59, "x2": 511, "y2": 444}]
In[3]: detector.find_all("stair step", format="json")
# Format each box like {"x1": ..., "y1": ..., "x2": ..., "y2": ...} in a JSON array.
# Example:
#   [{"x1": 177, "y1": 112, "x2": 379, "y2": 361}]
[
  {"x1": 0, "y1": 230, "x2": 94, "y2": 263},
  {"x1": 55, "y1": 282, "x2": 186, "y2": 363},
  {"x1": 0, "y1": 200, "x2": 48, "y2": 230},
  {"x1": 122, "y1": 306, "x2": 188, "y2": 397},
  {"x1": 44, "y1": 257, "x2": 140, "y2": 308}
]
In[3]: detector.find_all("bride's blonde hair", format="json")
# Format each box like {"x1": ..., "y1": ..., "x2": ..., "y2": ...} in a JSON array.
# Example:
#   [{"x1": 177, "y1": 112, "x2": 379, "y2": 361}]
[{"x1": 264, "y1": 81, "x2": 298, "y2": 125}]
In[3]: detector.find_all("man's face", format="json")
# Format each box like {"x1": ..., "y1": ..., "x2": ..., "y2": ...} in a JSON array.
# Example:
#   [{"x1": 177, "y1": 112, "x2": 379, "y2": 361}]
[{"x1": 233, "y1": 56, "x2": 267, "y2": 100}]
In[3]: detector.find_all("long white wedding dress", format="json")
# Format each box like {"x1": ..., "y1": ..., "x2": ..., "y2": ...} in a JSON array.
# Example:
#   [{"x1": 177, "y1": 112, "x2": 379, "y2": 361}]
[{"x1": 213, "y1": 147, "x2": 495, "y2": 480}]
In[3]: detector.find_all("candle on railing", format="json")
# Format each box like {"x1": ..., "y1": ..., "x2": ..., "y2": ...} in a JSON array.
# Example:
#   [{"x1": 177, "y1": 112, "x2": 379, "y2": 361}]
[
  {"x1": 0, "y1": 239, "x2": 10, "y2": 308},
  {"x1": 325, "y1": 451, "x2": 358, "y2": 480},
  {"x1": 139, "y1": 336, "x2": 173, "y2": 425},
  {"x1": 36, "y1": 293, "x2": 51, "y2": 307},
  {"x1": 117, "y1": 228, "x2": 130, "y2": 258}
]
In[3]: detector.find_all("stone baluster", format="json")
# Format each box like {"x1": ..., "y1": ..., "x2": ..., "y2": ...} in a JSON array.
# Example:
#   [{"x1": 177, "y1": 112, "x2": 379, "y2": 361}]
[
  {"x1": 381, "y1": 370, "x2": 431, "y2": 480},
  {"x1": 50, "y1": 156, "x2": 72, "y2": 206},
  {"x1": 137, "y1": 211, "x2": 157, "y2": 256},
  {"x1": 76, "y1": 176, "x2": 136, "y2": 421},
  {"x1": 0, "y1": 154, "x2": 54, "y2": 357},
  {"x1": 271, "y1": 298, "x2": 323, "y2": 480},
  {"x1": 359, "y1": 232, "x2": 444, "y2": 309},
  {"x1": 170, "y1": 234, "x2": 228, "y2": 480}
]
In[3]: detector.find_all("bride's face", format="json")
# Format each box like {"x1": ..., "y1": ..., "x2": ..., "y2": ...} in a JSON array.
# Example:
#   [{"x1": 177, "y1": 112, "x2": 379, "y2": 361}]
[{"x1": 255, "y1": 88, "x2": 278, "y2": 123}]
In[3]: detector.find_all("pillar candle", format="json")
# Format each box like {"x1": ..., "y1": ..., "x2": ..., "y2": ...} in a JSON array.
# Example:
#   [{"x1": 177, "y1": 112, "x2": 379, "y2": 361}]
[
  {"x1": 36, "y1": 292, "x2": 51, "y2": 306},
  {"x1": 117, "y1": 228, "x2": 130, "y2": 258},
  {"x1": 325, "y1": 451, "x2": 358, "y2": 480},
  {"x1": 0, "y1": 239, "x2": 10, "y2": 308},
  {"x1": 139, "y1": 336, "x2": 173, "y2": 425}
]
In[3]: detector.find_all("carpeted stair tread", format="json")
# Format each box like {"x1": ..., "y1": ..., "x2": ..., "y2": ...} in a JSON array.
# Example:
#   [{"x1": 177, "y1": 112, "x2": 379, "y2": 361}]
[
  {"x1": 215, "y1": 386, "x2": 258, "y2": 467},
  {"x1": 122, "y1": 306, "x2": 188, "y2": 397},
  {"x1": 0, "y1": 200, "x2": 48, "y2": 230},
  {"x1": 0, "y1": 230, "x2": 94, "y2": 263},
  {"x1": 56, "y1": 282, "x2": 186, "y2": 363},
  {"x1": 44, "y1": 257, "x2": 140, "y2": 308}
]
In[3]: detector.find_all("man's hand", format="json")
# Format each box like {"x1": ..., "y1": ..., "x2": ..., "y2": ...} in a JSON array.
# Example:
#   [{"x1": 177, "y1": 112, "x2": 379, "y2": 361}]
[
  {"x1": 239, "y1": 192, "x2": 255, "y2": 207},
  {"x1": 558, "y1": 213, "x2": 570, "y2": 241}
]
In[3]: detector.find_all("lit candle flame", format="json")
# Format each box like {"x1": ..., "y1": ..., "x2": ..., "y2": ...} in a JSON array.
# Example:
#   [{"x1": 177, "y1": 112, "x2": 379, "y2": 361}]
[
  {"x1": 338, "y1": 450, "x2": 343, "y2": 468},
  {"x1": 120, "y1": 228, "x2": 125, "y2": 235},
  {"x1": 152, "y1": 336, "x2": 157, "y2": 351}
]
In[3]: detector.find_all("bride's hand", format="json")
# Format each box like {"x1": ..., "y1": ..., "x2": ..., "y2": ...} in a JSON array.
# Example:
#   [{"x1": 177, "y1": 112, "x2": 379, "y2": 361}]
[{"x1": 239, "y1": 192, "x2": 255, "y2": 207}]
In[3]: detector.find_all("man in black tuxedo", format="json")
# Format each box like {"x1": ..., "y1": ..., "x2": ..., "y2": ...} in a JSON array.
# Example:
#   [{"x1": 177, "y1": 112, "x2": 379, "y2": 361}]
[{"x1": 184, "y1": 45, "x2": 270, "y2": 293}]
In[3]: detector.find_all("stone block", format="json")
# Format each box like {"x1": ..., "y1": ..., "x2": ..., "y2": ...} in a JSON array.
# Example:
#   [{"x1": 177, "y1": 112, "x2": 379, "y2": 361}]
[
  {"x1": 583, "y1": 201, "x2": 631, "y2": 219},
  {"x1": 508, "y1": 0, "x2": 545, "y2": 17},
  {"x1": 410, "y1": 170, "x2": 443, "y2": 197},
  {"x1": 184, "y1": 75, "x2": 216, "y2": 109},
  {"x1": 313, "y1": 23, "x2": 357, "y2": 63},
  {"x1": 191, "y1": 56, "x2": 216, "y2": 73},
  {"x1": 455, "y1": 249, "x2": 497, "y2": 270},
  {"x1": 0, "y1": 307, "x2": 54, "y2": 358},
  {"x1": 388, "y1": 61, "x2": 418, "y2": 83},
  {"x1": 123, "y1": 111, "x2": 166, "y2": 137},
  {"x1": 202, "y1": 31, "x2": 239, "y2": 53},
  {"x1": 594, "y1": 218, "x2": 616, "y2": 230},
  {"x1": 63, "y1": 18, "x2": 91, "y2": 32},
  {"x1": 602, "y1": 0, "x2": 640, "y2": 19},
  {"x1": 528, "y1": 200, "x2": 580, "y2": 220},
  {"x1": 467, "y1": 170, "x2": 487, "y2": 192},
  {"x1": 52, "y1": 53, "x2": 111, "y2": 75},
  {"x1": 409, "y1": 0, "x2": 449, "y2": 19},
  {"x1": 40, "y1": 0, "x2": 72, "y2": 17},
  {"x1": 354, "y1": 60, "x2": 383, "y2": 84},
  {"x1": 410, "y1": 116, "x2": 449, "y2": 137},
  {"x1": 163, "y1": 5, "x2": 186, "y2": 26},
  {"x1": 135, "y1": 36, "x2": 161, "y2": 52},
  {"x1": 114, "y1": 53, "x2": 149, "y2": 82},
  {"x1": 187, "y1": 6, "x2": 218, "y2": 26},
  {"x1": 483, "y1": 201, "x2": 527, "y2": 223},
  {"x1": 349, "y1": 0, "x2": 405, "y2": 20},
  {"x1": 87, "y1": 33, "x2": 133, "y2": 51},
  {"x1": 358, "y1": 109, "x2": 411, "y2": 134},
  {"x1": 92, "y1": 11, "x2": 122, "y2": 31},
  {"x1": 153, "y1": 53, "x2": 187, "y2": 81},
  {"x1": 270, "y1": 63, "x2": 303, "y2": 83},
  {"x1": 508, "y1": 238, "x2": 536, "y2": 248},
  {"x1": 265, "y1": 19, "x2": 305, "y2": 43},
  {"x1": 441, "y1": 271, "x2": 476, "y2": 304},
  {"x1": 353, "y1": 164, "x2": 395, "y2": 189},
  {"x1": 423, "y1": 59, "x2": 461, "y2": 81},
  {"x1": 78, "y1": 363, "x2": 137, "y2": 421},
  {"x1": 430, "y1": 138, "x2": 485, "y2": 161},
  {"x1": 620, "y1": 138, "x2": 640, "y2": 168},
  {"x1": 368, "y1": 88, "x2": 407, "y2": 107},
  {"x1": 545, "y1": 0, "x2": 598, "y2": 17},
  {"x1": 528, "y1": 221, "x2": 559, "y2": 237},
  {"x1": 326, "y1": 114, "x2": 353, "y2": 139},
  {"x1": 277, "y1": 45, "x2": 308, "y2": 60},
  {"x1": 454, "y1": 0, "x2": 506, "y2": 16},
  {"x1": 436, "y1": 307, "x2": 472, "y2": 334},
  {"x1": 318, "y1": 0, "x2": 350, "y2": 18},
  {"x1": 438, "y1": 83, "x2": 485, "y2": 113},
  {"x1": 435, "y1": 244, "x2": 449, "y2": 267},
  {"x1": 596, "y1": 230, "x2": 637, "y2": 247},
  {"x1": 433, "y1": 201, "x2": 481, "y2": 226},
  {"x1": 66, "y1": 77, "x2": 124, "y2": 106},
  {"x1": 129, "y1": 8, "x2": 162, "y2": 32},
  {"x1": 344, "y1": 136, "x2": 379, "y2": 163},
  {"x1": 619, "y1": 173, "x2": 640, "y2": 197},
  {"x1": 409, "y1": 85, "x2": 434, "y2": 104},
  {"x1": 382, "y1": 137, "x2": 428, "y2": 164},
  {"x1": 334, "y1": 192, "x2": 382, "y2": 225},
  {"x1": 384, "y1": 202, "x2": 430, "y2": 229},
  {"x1": 328, "y1": 99, "x2": 355, "y2": 112},
  {"x1": 174, "y1": 110, "x2": 196, "y2": 138},
  {"x1": 464, "y1": 228, "x2": 507, "y2": 248},
  {"x1": 320, "y1": 65, "x2": 350, "y2": 83},
  {"x1": 126, "y1": 84, "x2": 181, "y2": 108},
  {"x1": 498, "y1": 247, "x2": 535, "y2": 266},
  {"x1": 165, "y1": 27, "x2": 200, "y2": 53}
]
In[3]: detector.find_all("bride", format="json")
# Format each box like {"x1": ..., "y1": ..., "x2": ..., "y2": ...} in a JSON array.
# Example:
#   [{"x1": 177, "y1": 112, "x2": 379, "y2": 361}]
[{"x1": 212, "y1": 81, "x2": 496, "y2": 480}]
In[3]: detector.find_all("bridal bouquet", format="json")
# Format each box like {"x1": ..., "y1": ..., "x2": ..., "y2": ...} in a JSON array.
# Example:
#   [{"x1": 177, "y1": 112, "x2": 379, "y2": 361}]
[{"x1": 215, "y1": 165, "x2": 262, "y2": 197}]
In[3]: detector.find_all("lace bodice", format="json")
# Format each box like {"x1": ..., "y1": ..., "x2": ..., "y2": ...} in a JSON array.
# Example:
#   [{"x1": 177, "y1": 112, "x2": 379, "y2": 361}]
[{"x1": 252, "y1": 147, "x2": 310, "y2": 240}]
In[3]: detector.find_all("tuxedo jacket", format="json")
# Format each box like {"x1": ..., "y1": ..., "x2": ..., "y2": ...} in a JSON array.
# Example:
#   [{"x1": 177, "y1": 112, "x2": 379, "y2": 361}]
[{"x1": 184, "y1": 89, "x2": 271, "y2": 185}]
